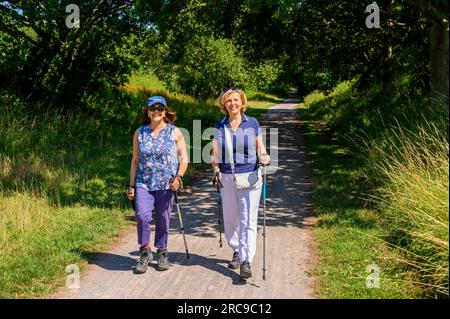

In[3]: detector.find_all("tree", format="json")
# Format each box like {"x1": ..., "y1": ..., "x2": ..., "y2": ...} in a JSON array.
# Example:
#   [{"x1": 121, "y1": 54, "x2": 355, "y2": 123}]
[
  {"x1": 135, "y1": 0, "x2": 448, "y2": 100},
  {"x1": 0, "y1": 0, "x2": 140, "y2": 111},
  {"x1": 403, "y1": 0, "x2": 449, "y2": 101},
  {"x1": 176, "y1": 35, "x2": 249, "y2": 98}
]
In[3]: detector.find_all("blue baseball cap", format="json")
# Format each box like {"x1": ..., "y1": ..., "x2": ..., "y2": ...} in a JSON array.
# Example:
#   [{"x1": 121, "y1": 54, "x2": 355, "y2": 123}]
[{"x1": 146, "y1": 96, "x2": 167, "y2": 107}]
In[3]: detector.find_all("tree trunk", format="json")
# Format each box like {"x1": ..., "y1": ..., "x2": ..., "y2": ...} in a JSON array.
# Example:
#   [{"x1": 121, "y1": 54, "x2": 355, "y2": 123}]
[{"x1": 430, "y1": 19, "x2": 449, "y2": 103}]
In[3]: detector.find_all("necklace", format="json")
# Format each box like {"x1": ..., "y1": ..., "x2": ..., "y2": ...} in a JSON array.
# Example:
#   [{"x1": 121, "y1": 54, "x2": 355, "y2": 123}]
[{"x1": 230, "y1": 120, "x2": 241, "y2": 132}]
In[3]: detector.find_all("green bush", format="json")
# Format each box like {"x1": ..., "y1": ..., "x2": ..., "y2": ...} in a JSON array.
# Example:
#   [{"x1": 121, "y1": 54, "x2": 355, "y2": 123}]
[
  {"x1": 304, "y1": 90, "x2": 328, "y2": 112},
  {"x1": 158, "y1": 36, "x2": 250, "y2": 98},
  {"x1": 251, "y1": 60, "x2": 283, "y2": 92},
  {"x1": 303, "y1": 77, "x2": 445, "y2": 142},
  {"x1": 0, "y1": 3, "x2": 139, "y2": 112}
]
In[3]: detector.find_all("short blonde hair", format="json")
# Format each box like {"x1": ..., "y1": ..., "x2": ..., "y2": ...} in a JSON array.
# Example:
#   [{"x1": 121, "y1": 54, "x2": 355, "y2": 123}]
[{"x1": 218, "y1": 88, "x2": 248, "y2": 115}]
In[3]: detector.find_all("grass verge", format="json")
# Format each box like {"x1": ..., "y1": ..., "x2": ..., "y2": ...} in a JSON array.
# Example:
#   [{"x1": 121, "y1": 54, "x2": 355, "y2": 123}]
[
  {"x1": 0, "y1": 194, "x2": 129, "y2": 298},
  {"x1": 300, "y1": 106, "x2": 418, "y2": 298},
  {"x1": 301, "y1": 80, "x2": 448, "y2": 298}
]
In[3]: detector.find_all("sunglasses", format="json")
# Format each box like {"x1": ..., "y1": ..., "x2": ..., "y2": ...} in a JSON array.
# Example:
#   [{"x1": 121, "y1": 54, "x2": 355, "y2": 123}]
[
  {"x1": 148, "y1": 104, "x2": 166, "y2": 112},
  {"x1": 223, "y1": 86, "x2": 242, "y2": 93}
]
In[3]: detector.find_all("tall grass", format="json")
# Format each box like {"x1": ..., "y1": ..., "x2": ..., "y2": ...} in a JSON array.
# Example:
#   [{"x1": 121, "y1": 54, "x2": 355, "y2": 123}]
[
  {"x1": 364, "y1": 123, "x2": 449, "y2": 297},
  {"x1": 0, "y1": 94, "x2": 131, "y2": 208},
  {"x1": 304, "y1": 90, "x2": 327, "y2": 107},
  {"x1": 303, "y1": 79, "x2": 449, "y2": 298},
  {"x1": 0, "y1": 93, "x2": 132, "y2": 297},
  {"x1": 300, "y1": 109, "x2": 412, "y2": 298},
  {"x1": 128, "y1": 71, "x2": 166, "y2": 90}
]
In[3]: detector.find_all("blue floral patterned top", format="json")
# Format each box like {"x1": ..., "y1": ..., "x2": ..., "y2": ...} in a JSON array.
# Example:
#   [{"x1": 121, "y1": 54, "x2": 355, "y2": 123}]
[{"x1": 135, "y1": 124, "x2": 179, "y2": 191}]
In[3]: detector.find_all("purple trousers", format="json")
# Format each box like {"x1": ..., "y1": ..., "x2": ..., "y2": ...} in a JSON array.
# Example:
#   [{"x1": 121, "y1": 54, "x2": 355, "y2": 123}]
[{"x1": 135, "y1": 188, "x2": 174, "y2": 249}]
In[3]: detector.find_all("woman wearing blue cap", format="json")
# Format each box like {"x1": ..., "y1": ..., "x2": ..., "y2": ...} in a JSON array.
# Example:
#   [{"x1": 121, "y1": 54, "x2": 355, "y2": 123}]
[{"x1": 127, "y1": 96, "x2": 188, "y2": 274}]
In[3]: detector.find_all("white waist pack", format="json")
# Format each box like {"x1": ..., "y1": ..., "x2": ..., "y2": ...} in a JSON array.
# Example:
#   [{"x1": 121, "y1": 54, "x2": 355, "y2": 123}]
[
  {"x1": 233, "y1": 168, "x2": 262, "y2": 190},
  {"x1": 224, "y1": 126, "x2": 262, "y2": 190}
]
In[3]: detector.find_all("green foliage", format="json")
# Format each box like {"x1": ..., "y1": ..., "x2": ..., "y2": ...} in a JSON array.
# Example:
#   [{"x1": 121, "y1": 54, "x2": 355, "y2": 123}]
[
  {"x1": 304, "y1": 90, "x2": 327, "y2": 111},
  {"x1": 129, "y1": 71, "x2": 166, "y2": 91},
  {"x1": 157, "y1": 36, "x2": 250, "y2": 98},
  {"x1": 307, "y1": 77, "x2": 431, "y2": 139},
  {"x1": 135, "y1": 0, "x2": 299, "y2": 95},
  {"x1": 134, "y1": 0, "x2": 448, "y2": 96},
  {"x1": 303, "y1": 77, "x2": 449, "y2": 297},
  {"x1": 0, "y1": 1, "x2": 139, "y2": 111},
  {"x1": 251, "y1": 59, "x2": 283, "y2": 92},
  {"x1": 0, "y1": 93, "x2": 131, "y2": 207}
]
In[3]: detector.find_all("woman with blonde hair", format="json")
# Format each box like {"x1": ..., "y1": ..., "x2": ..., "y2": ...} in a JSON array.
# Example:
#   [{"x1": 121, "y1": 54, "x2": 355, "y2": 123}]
[{"x1": 211, "y1": 87, "x2": 270, "y2": 279}]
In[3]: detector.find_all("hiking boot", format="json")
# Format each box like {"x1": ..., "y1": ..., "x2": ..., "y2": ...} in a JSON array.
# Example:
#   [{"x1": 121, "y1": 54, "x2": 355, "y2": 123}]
[
  {"x1": 135, "y1": 246, "x2": 152, "y2": 274},
  {"x1": 228, "y1": 252, "x2": 240, "y2": 269},
  {"x1": 240, "y1": 261, "x2": 252, "y2": 279},
  {"x1": 156, "y1": 248, "x2": 170, "y2": 271}
]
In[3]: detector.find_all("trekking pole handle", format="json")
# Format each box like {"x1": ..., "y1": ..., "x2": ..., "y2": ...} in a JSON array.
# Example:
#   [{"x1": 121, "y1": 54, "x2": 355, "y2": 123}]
[{"x1": 127, "y1": 186, "x2": 136, "y2": 210}]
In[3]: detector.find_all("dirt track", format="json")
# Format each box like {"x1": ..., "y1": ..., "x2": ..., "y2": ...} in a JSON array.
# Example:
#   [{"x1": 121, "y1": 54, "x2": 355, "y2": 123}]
[{"x1": 55, "y1": 99, "x2": 318, "y2": 299}]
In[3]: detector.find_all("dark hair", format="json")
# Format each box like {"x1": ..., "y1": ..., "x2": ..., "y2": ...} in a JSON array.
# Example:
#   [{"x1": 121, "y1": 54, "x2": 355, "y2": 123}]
[{"x1": 140, "y1": 106, "x2": 177, "y2": 124}]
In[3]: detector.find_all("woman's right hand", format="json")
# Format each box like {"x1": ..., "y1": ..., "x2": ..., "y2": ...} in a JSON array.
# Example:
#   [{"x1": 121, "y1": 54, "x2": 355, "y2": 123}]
[{"x1": 212, "y1": 169, "x2": 221, "y2": 185}]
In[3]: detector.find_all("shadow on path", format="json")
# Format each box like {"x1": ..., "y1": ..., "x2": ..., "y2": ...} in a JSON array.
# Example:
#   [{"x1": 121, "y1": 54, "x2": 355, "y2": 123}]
[{"x1": 81, "y1": 251, "x2": 252, "y2": 286}]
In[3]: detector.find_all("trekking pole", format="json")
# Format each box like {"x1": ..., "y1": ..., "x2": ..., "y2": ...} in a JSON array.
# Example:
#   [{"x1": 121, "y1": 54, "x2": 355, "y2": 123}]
[
  {"x1": 170, "y1": 179, "x2": 190, "y2": 259},
  {"x1": 262, "y1": 165, "x2": 267, "y2": 280},
  {"x1": 213, "y1": 172, "x2": 224, "y2": 247}
]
